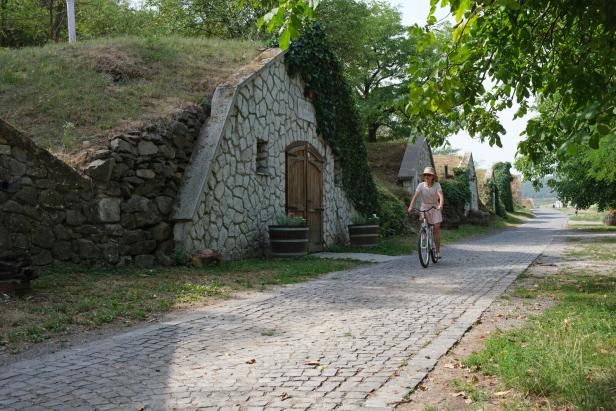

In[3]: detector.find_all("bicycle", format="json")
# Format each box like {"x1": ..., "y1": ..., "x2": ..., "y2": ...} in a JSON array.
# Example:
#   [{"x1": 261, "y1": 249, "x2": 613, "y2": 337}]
[{"x1": 412, "y1": 206, "x2": 439, "y2": 268}]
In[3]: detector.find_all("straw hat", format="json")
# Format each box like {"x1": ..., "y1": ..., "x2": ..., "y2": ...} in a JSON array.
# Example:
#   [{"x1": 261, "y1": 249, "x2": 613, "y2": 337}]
[{"x1": 422, "y1": 166, "x2": 436, "y2": 176}]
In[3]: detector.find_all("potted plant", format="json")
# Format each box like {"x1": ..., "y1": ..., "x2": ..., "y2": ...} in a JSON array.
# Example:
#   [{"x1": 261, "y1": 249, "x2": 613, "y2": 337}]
[
  {"x1": 348, "y1": 213, "x2": 379, "y2": 247},
  {"x1": 268, "y1": 214, "x2": 309, "y2": 257}
]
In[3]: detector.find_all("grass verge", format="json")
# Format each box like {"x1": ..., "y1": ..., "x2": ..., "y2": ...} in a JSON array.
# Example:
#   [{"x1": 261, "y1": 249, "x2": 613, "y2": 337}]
[
  {"x1": 0, "y1": 36, "x2": 259, "y2": 150},
  {"x1": 326, "y1": 209, "x2": 534, "y2": 256},
  {"x1": 465, "y1": 238, "x2": 616, "y2": 410},
  {"x1": 0, "y1": 257, "x2": 363, "y2": 354}
]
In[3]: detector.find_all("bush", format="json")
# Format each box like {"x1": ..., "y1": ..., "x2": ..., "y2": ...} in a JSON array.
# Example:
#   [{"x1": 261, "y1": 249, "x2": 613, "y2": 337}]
[
  {"x1": 441, "y1": 169, "x2": 471, "y2": 221},
  {"x1": 274, "y1": 214, "x2": 306, "y2": 226},
  {"x1": 493, "y1": 162, "x2": 514, "y2": 212},
  {"x1": 376, "y1": 185, "x2": 408, "y2": 236}
]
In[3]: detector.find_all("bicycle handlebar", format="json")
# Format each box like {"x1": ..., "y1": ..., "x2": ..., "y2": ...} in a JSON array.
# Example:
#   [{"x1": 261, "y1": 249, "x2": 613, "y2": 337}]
[{"x1": 410, "y1": 205, "x2": 438, "y2": 213}]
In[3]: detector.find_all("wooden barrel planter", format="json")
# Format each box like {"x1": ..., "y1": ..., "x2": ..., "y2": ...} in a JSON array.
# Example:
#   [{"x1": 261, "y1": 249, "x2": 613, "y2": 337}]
[
  {"x1": 348, "y1": 224, "x2": 379, "y2": 247},
  {"x1": 603, "y1": 211, "x2": 616, "y2": 226},
  {"x1": 268, "y1": 226, "x2": 309, "y2": 257}
]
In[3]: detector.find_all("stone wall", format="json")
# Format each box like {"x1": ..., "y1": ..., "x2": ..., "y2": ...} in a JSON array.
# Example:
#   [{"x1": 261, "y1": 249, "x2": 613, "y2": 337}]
[
  {"x1": 0, "y1": 105, "x2": 207, "y2": 266},
  {"x1": 174, "y1": 49, "x2": 354, "y2": 258}
]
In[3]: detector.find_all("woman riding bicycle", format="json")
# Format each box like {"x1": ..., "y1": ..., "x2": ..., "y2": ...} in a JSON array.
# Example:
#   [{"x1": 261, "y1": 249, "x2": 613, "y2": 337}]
[{"x1": 408, "y1": 166, "x2": 445, "y2": 260}]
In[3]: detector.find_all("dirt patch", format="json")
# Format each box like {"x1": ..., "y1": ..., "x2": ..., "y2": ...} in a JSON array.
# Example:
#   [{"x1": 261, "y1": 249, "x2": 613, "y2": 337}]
[{"x1": 397, "y1": 230, "x2": 615, "y2": 410}]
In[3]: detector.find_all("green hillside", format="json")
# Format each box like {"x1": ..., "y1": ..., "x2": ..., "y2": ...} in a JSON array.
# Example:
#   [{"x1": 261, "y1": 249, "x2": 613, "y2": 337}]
[{"x1": 0, "y1": 36, "x2": 260, "y2": 150}]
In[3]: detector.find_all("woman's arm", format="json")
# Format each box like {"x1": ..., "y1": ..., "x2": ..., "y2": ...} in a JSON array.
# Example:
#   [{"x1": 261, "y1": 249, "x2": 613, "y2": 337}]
[
  {"x1": 408, "y1": 191, "x2": 420, "y2": 213},
  {"x1": 437, "y1": 191, "x2": 445, "y2": 210}
]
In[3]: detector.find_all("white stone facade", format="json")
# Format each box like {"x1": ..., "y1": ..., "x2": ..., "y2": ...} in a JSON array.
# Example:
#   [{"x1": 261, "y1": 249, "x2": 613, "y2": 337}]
[{"x1": 173, "y1": 49, "x2": 354, "y2": 258}]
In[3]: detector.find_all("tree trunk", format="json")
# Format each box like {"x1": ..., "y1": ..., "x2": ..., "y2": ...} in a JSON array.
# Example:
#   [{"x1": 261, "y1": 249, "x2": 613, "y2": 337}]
[{"x1": 367, "y1": 123, "x2": 378, "y2": 143}]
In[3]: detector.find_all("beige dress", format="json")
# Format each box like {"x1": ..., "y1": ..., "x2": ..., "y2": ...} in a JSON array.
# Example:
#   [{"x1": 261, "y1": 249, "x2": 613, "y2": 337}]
[{"x1": 415, "y1": 182, "x2": 443, "y2": 224}]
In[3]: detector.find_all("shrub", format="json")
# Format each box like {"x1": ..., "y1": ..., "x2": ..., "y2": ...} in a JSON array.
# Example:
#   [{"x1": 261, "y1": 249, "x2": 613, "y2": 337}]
[
  {"x1": 493, "y1": 162, "x2": 514, "y2": 212},
  {"x1": 351, "y1": 213, "x2": 379, "y2": 225},
  {"x1": 441, "y1": 168, "x2": 471, "y2": 220},
  {"x1": 274, "y1": 214, "x2": 306, "y2": 226},
  {"x1": 376, "y1": 184, "x2": 408, "y2": 236}
]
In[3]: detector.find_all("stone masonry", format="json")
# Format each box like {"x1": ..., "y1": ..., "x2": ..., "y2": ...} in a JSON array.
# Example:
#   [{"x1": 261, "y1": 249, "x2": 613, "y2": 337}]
[
  {"x1": 1, "y1": 48, "x2": 355, "y2": 265},
  {"x1": 0, "y1": 105, "x2": 207, "y2": 266},
  {"x1": 174, "y1": 49, "x2": 354, "y2": 259}
]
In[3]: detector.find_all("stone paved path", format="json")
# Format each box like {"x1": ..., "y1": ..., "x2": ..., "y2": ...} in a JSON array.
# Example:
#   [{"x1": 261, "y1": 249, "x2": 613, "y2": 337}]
[{"x1": 0, "y1": 210, "x2": 566, "y2": 410}]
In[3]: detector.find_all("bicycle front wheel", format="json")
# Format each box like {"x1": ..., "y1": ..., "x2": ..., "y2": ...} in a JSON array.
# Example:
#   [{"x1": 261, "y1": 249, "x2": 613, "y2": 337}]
[{"x1": 418, "y1": 227, "x2": 430, "y2": 268}]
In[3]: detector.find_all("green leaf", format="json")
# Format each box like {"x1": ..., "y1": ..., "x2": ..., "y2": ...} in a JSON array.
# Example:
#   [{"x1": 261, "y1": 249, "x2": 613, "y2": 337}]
[{"x1": 279, "y1": 28, "x2": 292, "y2": 50}]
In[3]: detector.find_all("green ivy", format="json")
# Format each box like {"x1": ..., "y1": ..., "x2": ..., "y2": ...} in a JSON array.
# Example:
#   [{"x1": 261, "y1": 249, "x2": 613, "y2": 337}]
[
  {"x1": 376, "y1": 184, "x2": 408, "y2": 236},
  {"x1": 441, "y1": 167, "x2": 471, "y2": 213},
  {"x1": 285, "y1": 23, "x2": 378, "y2": 215},
  {"x1": 493, "y1": 162, "x2": 514, "y2": 213}
]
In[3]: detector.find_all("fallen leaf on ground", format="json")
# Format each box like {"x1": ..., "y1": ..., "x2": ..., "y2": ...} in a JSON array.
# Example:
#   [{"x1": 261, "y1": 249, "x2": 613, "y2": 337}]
[
  {"x1": 281, "y1": 392, "x2": 289, "y2": 400},
  {"x1": 452, "y1": 391, "x2": 466, "y2": 398},
  {"x1": 494, "y1": 390, "x2": 511, "y2": 396},
  {"x1": 418, "y1": 384, "x2": 428, "y2": 391},
  {"x1": 246, "y1": 358, "x2": 256, "y2": 364},
  {"x1": 304, "y1": 360, "x2": 321, "y2": 366}
]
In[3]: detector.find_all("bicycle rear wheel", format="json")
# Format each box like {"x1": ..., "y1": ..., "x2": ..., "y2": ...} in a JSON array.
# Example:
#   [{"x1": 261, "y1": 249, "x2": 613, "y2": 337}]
[{"x1": 418, "y1": 227, "x2": 429, "y2": 268}]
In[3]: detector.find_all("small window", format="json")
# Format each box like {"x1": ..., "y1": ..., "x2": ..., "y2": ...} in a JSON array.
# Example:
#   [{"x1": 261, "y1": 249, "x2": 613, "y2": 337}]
[
  {"x1": 256, "y1": 140, "x2": 268, "y2": 174},
  {"x1": 334, "y1": 158, "x2": 342, "y2": 187}
]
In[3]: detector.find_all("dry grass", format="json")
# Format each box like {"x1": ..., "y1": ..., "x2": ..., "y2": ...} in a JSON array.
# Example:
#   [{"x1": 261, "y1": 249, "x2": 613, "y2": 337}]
[{"x1": 0, "y1": 36, "x2": 260, "y2": 150}]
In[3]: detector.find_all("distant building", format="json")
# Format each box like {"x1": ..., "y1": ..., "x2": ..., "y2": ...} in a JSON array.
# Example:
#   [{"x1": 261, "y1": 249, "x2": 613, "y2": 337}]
[
  {"x1": 397, "y1": 136, "x2": 435, "y2": 195},
  {"x1": 432, "y1": 153, "x2": 480, "y2": 212}
]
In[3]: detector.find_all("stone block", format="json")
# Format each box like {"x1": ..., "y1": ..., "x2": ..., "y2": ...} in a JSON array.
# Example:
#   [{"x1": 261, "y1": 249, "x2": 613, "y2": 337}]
[
  {"x1": 77, "y1": 239, "x2": 99, "y2": 259},
  {"x1": 9, "y1": 158, "x2": 26, "y2": 177},
  {"x1": 98, "y1": 197, "x2": 121, "y2": 223},
  {"x1": 31, "y1": 227, "x2": 54, "y2": 249},
  {"x1": 53, "y1": 224, "x2": 76, "y2": 240},
  {"x1": 13, "y1": 186, "x2": 39, "y2": 206},
  {"x1": 65, "y1": 210, "x2": 86, "y2": 226},
  {"x1": 31, "y1": 248, "x2": 53, "y2": 266},
  {"x1": 136, "y1": 169, "x2": 156, "y2": 179},
  {"x1": 138, "y1": 141, "x2": 158, "y2": 156},
  {"x1": 85, "y1": 158, "x2": 115, "y2": 182},
  {"x1": 135, "y1": 254, "x2": 155, "y2": 268},
  {"x1": 151, "y1": 222, "x2": 171, "y2": 241},
  {"x1": 126, "y1": 240, "x2": 157, "y2": 256},
  {"x1": 52, "y1": 241, "x2": 74, "y2": 261},
  {"x1": 39, "y1": 190, "x2": 64, "y2": 209},
  {"x1": 110, "y1": 138, "x2": 136, "y2": 154},
  {"x1": 102, "y1": 242, "x2": 120, "y2": 264},
  {"x1": 155, "y1": 196, "x2": 174, "y2": 215}
]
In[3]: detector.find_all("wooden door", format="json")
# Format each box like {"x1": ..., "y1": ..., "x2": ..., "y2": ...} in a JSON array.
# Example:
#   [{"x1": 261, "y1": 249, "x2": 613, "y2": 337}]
[{"x1": 286, "y1": 142, "x2": 324, "y2": 252}]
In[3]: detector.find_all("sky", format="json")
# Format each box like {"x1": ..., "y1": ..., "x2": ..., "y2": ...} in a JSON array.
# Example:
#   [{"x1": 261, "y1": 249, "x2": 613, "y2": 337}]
[{"x1": 389, "y1": 0, "x2": 532, "y2": 171}]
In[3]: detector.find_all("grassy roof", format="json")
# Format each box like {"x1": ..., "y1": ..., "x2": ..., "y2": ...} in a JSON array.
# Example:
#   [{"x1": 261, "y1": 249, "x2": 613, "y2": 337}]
[{"x1": 0, "y1": 36, "x2": 260, "y2": 150}]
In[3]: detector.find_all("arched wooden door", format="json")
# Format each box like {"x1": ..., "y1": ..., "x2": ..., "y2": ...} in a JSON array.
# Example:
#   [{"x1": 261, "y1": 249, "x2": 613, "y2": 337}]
[{"x1": 286, "y1": 142, "x2": 324, "y2": 252}]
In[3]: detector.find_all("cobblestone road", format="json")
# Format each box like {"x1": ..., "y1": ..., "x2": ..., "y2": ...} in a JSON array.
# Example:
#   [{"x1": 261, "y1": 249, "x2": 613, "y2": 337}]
[{"x1": 0, "y1": 210, "x2": 566, "y2": 410}]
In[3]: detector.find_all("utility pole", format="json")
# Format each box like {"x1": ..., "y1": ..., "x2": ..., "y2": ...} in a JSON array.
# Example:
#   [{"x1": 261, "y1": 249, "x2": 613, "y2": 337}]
[{"x1": 66, "y1": 0, "x2": 76, "y2": 43}]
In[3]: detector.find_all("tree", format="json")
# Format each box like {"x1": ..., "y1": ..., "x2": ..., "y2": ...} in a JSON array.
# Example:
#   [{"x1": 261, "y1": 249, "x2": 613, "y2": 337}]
[
  {"x1": 432, "y1": 145, "x2": 460, "y2": 155},
  {"x1": 317, "y1": 0, "x2": 415, "y2": 142},
  {"x1": 517, "y1": 135, "x2": 616, "y2": 211},
  {"x1": 0, "y1": 0, "x2": 153, "y2": 46},
  {"x1": 146, "y1": 0, "x2": 268, "y2": 39},
  {"x1": 404, "y1": 0, "x2": 616, "y2": 162}
]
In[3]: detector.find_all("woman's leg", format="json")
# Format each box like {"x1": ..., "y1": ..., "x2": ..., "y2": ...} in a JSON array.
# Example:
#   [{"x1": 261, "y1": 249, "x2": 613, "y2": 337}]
[{"x1": 434, "y1": 223, "x2": 441, "y2": 253}]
